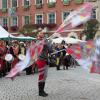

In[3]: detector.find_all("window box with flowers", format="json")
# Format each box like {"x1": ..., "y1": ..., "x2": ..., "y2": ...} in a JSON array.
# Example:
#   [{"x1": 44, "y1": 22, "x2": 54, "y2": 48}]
[
  {"x1": 36, "y1": 4, "x2": 42, "y2": 9},
  {"x1": 62, "y1": 0, "x2": 70, "y2": 5},
  {"x1": 92, "y1": 0, "x2": 97, "y2": 2},
  {"x1": 10, "y1": 26, "x2": 18, "y2": 31},
  {"x1": 74, "y1": 0, "x2": 83, "y2": 4},
  {"x1": 32, "y1": 23, "x2": 56, "y2": 29},
  {"x1": 2, "y1": 8, "x2": 7, "y2": 13},
  {"x1": 23, "y1": 5, "x2": 30, "y2": 10},
  {"x1": 3, "y1": 26, "x2": 8, "y2": 31},
  {"x1": 32, "y1": 24, "x2": 46, "y2": 28},
  {"x1": 47, "y1": 23, "x2": 57, "y2": 28},
  {"x1": 48, "y1": 2, "x2": 55, "y2": 8}
]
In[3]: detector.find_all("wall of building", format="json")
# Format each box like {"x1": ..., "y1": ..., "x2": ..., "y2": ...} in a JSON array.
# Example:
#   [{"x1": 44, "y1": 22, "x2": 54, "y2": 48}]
[
  {"x1": 96, "y1": 0, "x2": 100, "y2": 23},
  {"x1": 0, "y1": 0, "x2": 99, "y2": 38}
]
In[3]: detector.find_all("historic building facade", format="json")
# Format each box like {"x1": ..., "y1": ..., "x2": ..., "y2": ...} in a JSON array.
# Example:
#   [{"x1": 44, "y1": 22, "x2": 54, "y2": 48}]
[{"x1": 0, "y1": 0, "x2": 98, "y2": 37}]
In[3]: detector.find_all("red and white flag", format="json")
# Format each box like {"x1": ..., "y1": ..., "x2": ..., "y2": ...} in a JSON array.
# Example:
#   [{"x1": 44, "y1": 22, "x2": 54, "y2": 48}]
[
  {"x1": 50, "y1": 2, "x2": 93, "y2": 38},
  {"x1": 6, "y1": 40, "x2": 45, "y2": 78}
]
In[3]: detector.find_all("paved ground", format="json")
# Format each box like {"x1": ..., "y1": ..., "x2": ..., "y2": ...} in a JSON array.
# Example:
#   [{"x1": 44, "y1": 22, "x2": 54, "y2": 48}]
[{"x1": 0, "y1": 66, "x2": 100, "y2": 100}]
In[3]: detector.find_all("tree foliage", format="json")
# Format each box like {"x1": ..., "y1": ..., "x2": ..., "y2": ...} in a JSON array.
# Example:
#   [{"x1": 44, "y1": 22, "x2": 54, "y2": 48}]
[
  {"x1": 18, "y1": 24, "x2": 38, "y2": 37},
  {"x1": 83, "y1": 19, "x2": 99, "y2": 40}
]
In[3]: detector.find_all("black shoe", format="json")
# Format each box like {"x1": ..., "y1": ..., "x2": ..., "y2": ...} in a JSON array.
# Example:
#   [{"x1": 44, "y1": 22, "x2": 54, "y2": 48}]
[
  {"x1": 66, "y1": 67, "x2": 68, "y2": 70},
  {"x1": 0, "y1": 75, "x2": 2, "y2": 78},
  {"x1": 63, "y1": 67, "x2": 65, "y2": 70},
  {"x1": 43, "y1": 91, "x2": 48, "y2": 96},
  {"x1": 39, "y1": 91, "x2": 48, "y2": 97},
  {"x1": 57, "y1": 69, "x2": 61, "y2": 70},
  {"x1": 2, "y1": 73, "x2": 6, "y2": 77}
]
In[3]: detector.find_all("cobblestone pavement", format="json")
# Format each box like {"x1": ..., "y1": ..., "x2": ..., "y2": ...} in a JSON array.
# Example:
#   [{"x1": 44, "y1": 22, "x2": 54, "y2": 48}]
[{"x1": 1, "y1": 66, "x2": 100, "y2": 100}]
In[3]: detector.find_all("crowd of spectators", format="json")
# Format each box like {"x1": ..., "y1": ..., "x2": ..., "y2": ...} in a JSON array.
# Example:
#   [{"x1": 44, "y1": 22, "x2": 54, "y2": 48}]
[{"x1": 0, "y1": 40, "x2": 78, "y2": 78}]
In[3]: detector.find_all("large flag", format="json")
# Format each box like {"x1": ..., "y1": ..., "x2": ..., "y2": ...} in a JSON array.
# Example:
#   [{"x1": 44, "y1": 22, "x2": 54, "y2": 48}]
[
  {"x1": 66, "y1": 41, "x2": 93, "y2": 60},
  {"x1": 6, "y1": 40, "x2": 45, "y2": 78},
  {"x1": 66, "y1": 44, "x2": 81, "y2": 59},
  {"x1": 66, "y1": 41, "x2": 93, "y2": 71},
  {"x1": 56, "y1": 2, "x2": 92, "y2": 33},
  {"x1": 89, "y1": 38, "x2": 100, "y2": 74},
  {"x1": 67, "y1": 39, "x2": 100, "y2": 75},
  {"x1": 77, "y1": 41, "x2": 94, "y2": 70}
]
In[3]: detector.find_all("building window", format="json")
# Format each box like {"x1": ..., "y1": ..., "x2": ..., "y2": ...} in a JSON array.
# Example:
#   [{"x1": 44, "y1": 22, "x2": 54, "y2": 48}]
[
  {"x1": 48, "y1": 0, "x2": 56, "y2": 3},
  {"x1": 35, "y1": 0, "x2": 43, "y2": 5},
  {"x1": 2, "y1": 0, "x2": 7, "y2": 13},
  {"x1": 12, "y1": 17, "x2": 17, "y2": 26},
  {"x1": 35, "y1": 14, "x2": 43, "y2": 24},
  {"x1": 24, "y1": 16, "x2": 29, "y2": 25},
  {"x1": 91, "y1": 9, "x2": 96, "y2": 19},
  {"x1": 35, "y1": 0, "x2": 43, "y2": 9},
  {"x1": 48, "y1": 12, "x2": 56, "y2": 24},
  {"x1": 74, "y1": 0, "x2": 83, "y2": 4},
  {"x1": 62, "y1": 11, "x2": 70, "y2": 21},
  {"x1": 11, "y1": 17, "x2": 18, "y2": 31},
  {"x1": 2, "y1": 0, "x2": 7, "y2": 8},
  {"x1": 24, "y1": 0, "x2": 29, "y2": 6},
  {"x1": 23, "y1": 0, "x2": 30, "y2": 10},
  {"x1": 62, "y1": 0, "x2": 70, "y2": 5},
  {"x1": 3, "y1": 18, "x2": 8, "y2": 26},
  {"x1": 48, "y1": 0, "x2": 56, "y2": 8},
  {"x1": 12, "y1": 0, "x2": 17, "y2": 7}
]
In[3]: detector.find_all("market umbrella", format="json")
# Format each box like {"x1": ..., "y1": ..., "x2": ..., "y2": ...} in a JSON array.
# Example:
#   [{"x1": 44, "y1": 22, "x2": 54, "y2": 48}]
[
  {"x1": 12, "y1": 36, "x2": 36, "y2": 41},
  {"x1": 0, "y1": 25, "x2": 15, "y2": 40},
  {"x1": 52, "y1": 37, "x2": 85, "y2": 44}
]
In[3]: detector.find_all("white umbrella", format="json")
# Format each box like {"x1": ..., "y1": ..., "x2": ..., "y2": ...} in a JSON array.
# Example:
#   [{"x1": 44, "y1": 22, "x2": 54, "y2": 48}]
[
  {"x1": 52, "y1": 37, "x2": 86, "y2": 44},
  {"x1": 52, "y1": 37, "x2": 65, "y2": 43},
  {"x1": 0, "y1": 25, "x2": 15, "y2": 39},
  {"x1": 12, "y1": 36, "x2": 36, "y2": 41},
  {"x1": 64, "y1": 37, "x2": 85, "y2": 44}
]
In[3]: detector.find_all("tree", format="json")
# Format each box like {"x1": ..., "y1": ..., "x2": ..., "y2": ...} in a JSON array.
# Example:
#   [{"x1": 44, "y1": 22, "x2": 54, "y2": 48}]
[
  {"x1": 19, "y1": 24, "x2": 38, "y2": 37},
  {"x1": 83, "y1": 19, "x2": 99, "y2": 40}
]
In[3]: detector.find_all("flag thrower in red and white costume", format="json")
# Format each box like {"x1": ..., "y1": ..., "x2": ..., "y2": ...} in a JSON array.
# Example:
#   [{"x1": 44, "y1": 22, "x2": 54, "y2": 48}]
[
  {"x1": 6, "y1": 32, "x2": 51, "y2": 97},
  {"x1": 36, "y1": 32, "x2": 51, "y2": 97}
]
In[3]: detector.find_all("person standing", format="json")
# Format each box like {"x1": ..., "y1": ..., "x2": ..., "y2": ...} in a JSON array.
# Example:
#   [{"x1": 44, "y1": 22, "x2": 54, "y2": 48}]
[
  {"x1": 10, "y1": 41, "x2": 20, "y2": 68},
  {"x1": 0, "y1": 41, "x2": 7, "y2": 77},
  {"x1": 36, "y1": 32, "x2": 50, "y2": 97},
  {"x1": 55, "y1": 44, "x2": 62, "y2": 70}
]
